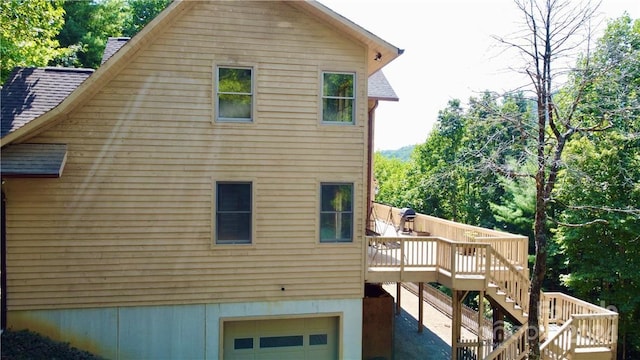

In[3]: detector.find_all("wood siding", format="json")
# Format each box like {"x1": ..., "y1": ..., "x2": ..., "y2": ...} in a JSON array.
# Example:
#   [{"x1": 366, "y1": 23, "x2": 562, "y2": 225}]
[{"x1": 5, "y1": 1, "x2": 369, "y2": 310}]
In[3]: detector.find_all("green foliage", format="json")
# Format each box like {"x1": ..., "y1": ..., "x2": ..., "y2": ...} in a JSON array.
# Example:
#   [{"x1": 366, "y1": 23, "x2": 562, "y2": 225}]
[
  {"x1": 53, "y1": 0, "x2": 171, "y2": 69},
  {"x1": 554, "y1": 15, "x2": 640, "y2": 358},
  {"x1": 372, "y1": 12, "x2": 639, "y2": 357},
  {"x1": 378, "y1": 145, "x2": 415, "y2": 162},
  {"x1": 0, "y1": 0, "x2": 172, "y2": 75},
  {"x1": 556, "y1": 135, "x2": 640, "y2": 356},
  {"x1": 373, "y1": 152, "x2": 409, "y2": 207},
  {"x1": 490, "y1": 177, "x2": 535, "y2": 250},
  {"x1": 53, "y1": 0, "x2": 128, "y2": 68},
  {"x1": 122, "y1": 0, "x2": 172, "y2": 37},
  {"x1": 377, "y1": 94, "x2": 532, "y2": 229},
  {"x1": 0, "y1": 0, "x2": 69, "y2": 82},
  {"x1": 403, "y1": 99, "x2": 467, "y2": 220}
]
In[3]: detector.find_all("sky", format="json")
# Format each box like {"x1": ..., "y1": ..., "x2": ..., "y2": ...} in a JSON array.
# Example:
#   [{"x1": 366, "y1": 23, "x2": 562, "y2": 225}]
[{"x1": 318, "y1": 0, "x2": 639, "y2": 150}]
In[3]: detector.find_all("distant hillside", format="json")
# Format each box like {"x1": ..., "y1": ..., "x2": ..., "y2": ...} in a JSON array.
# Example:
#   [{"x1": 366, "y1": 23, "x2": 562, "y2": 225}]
[{"x1": 378, "y1": 145, "x2": 415, "y2": 162}]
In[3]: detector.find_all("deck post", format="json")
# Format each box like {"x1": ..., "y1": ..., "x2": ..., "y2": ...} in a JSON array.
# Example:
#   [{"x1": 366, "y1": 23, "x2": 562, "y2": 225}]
[
  {"x1": 478, "y1": 290, "x2": 485, "y2": 357},
  {"x1": 492, "y1": 304, "x2": 505, "y2": 347},
  {"x1": 451, "y1": 290, "x2": 467, "y2": 360},
  {"x1": 418, "y1": 282, "x2": 424, "y2": 333},
  {"x1": 396, "y1": 282, "x2": 401, "y2": 315}
]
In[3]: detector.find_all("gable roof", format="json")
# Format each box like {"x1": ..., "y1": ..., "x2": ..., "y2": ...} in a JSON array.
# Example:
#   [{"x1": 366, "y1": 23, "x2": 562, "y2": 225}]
[
  {"x1": 0, "y1": 0, "x2": 402, "y2": 147},
  {"x1": 1, "y1": 67, "x2": 94, "y2": 138}
]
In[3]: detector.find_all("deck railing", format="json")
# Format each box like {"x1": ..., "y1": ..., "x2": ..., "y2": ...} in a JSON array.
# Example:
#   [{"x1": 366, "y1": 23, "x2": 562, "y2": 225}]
[
  {"x1": 367, "y1": 236, "x2": 491, "y2": 278},
  {"x1": 540, "y1": 292, "x2": 618, "y2": 357},
  {"x1": 371, "y1": 202, "x2": 528, "y2": 267},
  {"x1": 367, "y1": 203, "x2": 618, "y2": 360},
  {"x1": 367, "y1": 235, "x2": 530, "y2": 314}
]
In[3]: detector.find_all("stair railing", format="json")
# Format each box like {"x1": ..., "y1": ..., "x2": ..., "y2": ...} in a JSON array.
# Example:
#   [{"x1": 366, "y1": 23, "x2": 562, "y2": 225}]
[
  {"x1": 540, "y1": 318, "x2": 575, "y2": 359},
  {"x1": 486, "y1": 248, "x2": 530, "y2": 316},
  {"x1": 484, "y1": 324, "x2": 528, "y2": 360}
]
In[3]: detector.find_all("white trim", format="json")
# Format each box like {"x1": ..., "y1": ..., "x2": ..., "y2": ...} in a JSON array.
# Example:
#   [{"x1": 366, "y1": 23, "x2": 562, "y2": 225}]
[
  {"x1": 212, "y1": 63, "x2": 257, "y2": 124},
  {"x1": 319, "y1": 71, "x2": 357, "y2": 125}
]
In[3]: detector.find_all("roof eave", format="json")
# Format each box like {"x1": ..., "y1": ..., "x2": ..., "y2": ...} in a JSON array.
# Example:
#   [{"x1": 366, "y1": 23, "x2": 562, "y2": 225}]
[
  {"x1": 369, "y1": 96, "x2": 399, "y2": 102},
  {"x1": 291, "y1": 1, "x2": 403, "y2": 75}
]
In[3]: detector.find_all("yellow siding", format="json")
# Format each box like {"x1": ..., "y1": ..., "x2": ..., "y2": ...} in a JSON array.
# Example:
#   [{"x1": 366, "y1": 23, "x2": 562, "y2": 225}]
[{"x1": 5, "y1": 1, "x2": 369, "y2": 310}]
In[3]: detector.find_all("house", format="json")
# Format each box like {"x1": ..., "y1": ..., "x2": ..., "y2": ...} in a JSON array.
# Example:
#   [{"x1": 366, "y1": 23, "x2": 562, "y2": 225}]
[
  {"x1": 0, "y1": 0, "x2": 402, "y2": 358},
  {"x1": 2, "y1": 1, "x2": 620, "y2": 360}
]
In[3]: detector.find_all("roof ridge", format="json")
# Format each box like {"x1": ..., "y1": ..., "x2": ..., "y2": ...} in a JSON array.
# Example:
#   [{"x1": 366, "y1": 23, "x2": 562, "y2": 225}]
[{"x1": 41, "y1": 67, "x2": 95, "y2": 74}]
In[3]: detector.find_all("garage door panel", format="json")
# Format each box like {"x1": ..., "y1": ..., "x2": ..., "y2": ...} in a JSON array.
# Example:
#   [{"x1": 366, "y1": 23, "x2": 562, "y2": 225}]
[{"x1": 223, "y1": 316, "x2": 338, "y2": 360}]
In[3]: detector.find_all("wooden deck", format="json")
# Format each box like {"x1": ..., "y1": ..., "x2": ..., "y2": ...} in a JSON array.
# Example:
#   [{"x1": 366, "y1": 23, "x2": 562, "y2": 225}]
[
  {"x1": 366, "y1": 235, "x2": 522, "y2": 289},
  {"x1": 366, "y1": 203, "x2": 619, "y2": 360}
]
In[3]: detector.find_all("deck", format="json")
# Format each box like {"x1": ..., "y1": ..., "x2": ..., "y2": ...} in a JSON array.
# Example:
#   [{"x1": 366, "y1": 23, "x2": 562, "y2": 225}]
[{"x1": 366, "y1": 203, "x2": 619, "y2": 360}]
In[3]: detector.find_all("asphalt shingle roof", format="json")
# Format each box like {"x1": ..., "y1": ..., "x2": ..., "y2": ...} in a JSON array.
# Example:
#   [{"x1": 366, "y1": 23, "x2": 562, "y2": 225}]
[
  {"x1": 101, "y1": 37, "x2": 131, "y2": 65},
  {"x1": 1, "y1": 67, "x2": 94, "y2": 137},
  {"x1": 368, "y1": 70, "x2": 399, "y2": 101},
  {"x1": 0, "y1": 143, "x2": 67, "y2": 178}
]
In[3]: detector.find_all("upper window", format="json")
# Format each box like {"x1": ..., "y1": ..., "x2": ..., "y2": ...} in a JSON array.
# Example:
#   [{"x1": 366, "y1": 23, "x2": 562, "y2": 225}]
[
  {"x1": 320, "y1": 183, "x2": 353, "y2": 243},
  {"x1": 322, "y1": 72, "x2": 355, "y2": 124},
  {"x1": 216, "y1": 182, "x2": 252, "y2": 244},
  {"x1": 216, "y1": 66, "x2": 253, "y2": 122}
]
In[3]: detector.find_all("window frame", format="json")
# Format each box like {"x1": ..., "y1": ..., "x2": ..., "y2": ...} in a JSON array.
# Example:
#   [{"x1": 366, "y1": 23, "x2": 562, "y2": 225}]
[
  {"x1": 320, "y1": 71, "x2": 356, "y2": 125},
  {"x1": 319, "y1": 182, "x2": 354, "y2": 243},
  {"x1": 215, "y1": 65, "x2": 255, "y2": 123},
  {"x1": 214, "y1": 180, "x2": 253, "y2": 245}
]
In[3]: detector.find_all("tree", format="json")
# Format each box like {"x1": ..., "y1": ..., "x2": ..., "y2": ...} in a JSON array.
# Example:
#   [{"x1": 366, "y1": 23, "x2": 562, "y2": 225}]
[
  {"x1": 122, "y1": 0, "x2": 172, "y2": 37},
  {"x1": 372, "y1": 152, "x2": 409, "y2": 207},
  {"x1": 491, "y1": 0, "x2": 622, "y2": 357},
  {"x1": 52, "y1": 0, "x2": 171, "y2": 69},
  {"x1": 398, "y1": 96, "x2": 513, "y2": 228},
  {"x1": 404, "y1": 99, "x2": 467, "y2": 220},
  {"x1": 54, "y1": 0, "x2": 128, "y2": 68},
  {"x1": 0, "y1": 0, "x2": 68, "y2": 82},
  {"x1": 555, "y1": 15, "x2": 640, "y2": 358},
  {"x1": 557, "y1": 135, "x2": 640, "y2": 358}
]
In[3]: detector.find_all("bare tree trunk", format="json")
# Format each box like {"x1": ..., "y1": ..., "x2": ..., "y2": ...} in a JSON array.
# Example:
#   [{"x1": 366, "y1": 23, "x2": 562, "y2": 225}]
[
  {"x1": 493, "y1": 1, "x2": 616, "y2": 357},
  {"x1": 527, "y1": 87, "x2": 550, "y2": 358},
  {"x1": 528, "y1": 208, "x2": 547, "y2": 359}
]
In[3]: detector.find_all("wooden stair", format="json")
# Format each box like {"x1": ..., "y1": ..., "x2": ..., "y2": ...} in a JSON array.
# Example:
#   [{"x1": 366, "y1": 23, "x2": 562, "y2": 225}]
[
  {"x1": 368, "y1": 204, "x2": 618, "y2": 360},
  {"x1": 486, "y1": 282, "x2": 528, "y2": 325}
]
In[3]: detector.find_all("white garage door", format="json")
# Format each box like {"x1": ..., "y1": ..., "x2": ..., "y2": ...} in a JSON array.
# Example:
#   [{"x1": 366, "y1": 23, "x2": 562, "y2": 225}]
[{"x1": 223, "y1": 316, "x2": 338, "y2": 360}]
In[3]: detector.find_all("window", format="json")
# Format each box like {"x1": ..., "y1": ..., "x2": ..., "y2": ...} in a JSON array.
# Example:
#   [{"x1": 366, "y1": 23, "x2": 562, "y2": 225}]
[
  {"x1": 309, "y1": 334, "x2": 328, "y2": 345},
  {"x1": 320, "y1": 183, "x2": 353, "y2": 242},
  {"x1": 234, "y1": 338, "x2": 254, "y2": 350},
  {"x1": 322, "y1": 72, "x2": 355, "y2": 123},
  {"x1": 259, "y1": 335, "x2": 303, "y2": 348},
  {"x1": 216, "y1": 66, "x2": 253, "y2": 122},
  {"x1": 216, "y1": 182, "x2": 252, "y2": 244}
]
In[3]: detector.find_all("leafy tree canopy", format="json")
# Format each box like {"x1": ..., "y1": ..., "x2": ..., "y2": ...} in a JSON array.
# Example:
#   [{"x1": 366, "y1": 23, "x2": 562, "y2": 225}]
[{"x1": 0, "y1": 0, "x2": 69, "y2": 81}]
